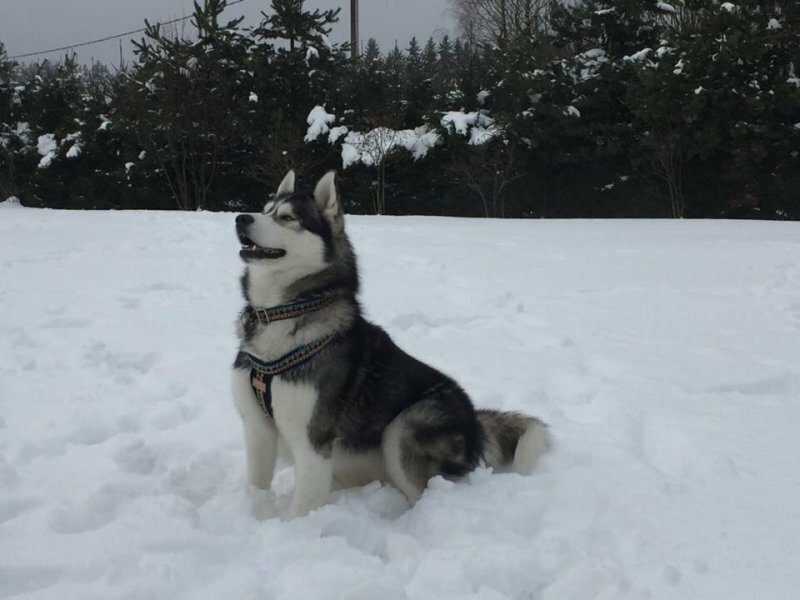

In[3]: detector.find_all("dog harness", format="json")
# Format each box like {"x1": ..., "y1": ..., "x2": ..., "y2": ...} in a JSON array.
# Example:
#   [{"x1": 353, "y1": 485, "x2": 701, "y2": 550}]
[
  {"x1": 240, "y1": 295, "x2": 337, "y2": 419},
  {"x1": 243, "y1": 336, "x2": 335, "y2": 418}
]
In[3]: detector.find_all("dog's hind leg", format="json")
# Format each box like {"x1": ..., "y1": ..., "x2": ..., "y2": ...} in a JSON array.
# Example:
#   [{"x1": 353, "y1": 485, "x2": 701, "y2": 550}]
[
  {"x1": 232, "y1": 368, "x2": 278, "y2": 490},
  {"x1": 382, "y1": 415, "x2": 426, "y2": 504},
  {"x1": 382, "y1": 395, "x2": 483, "y2": 505}
]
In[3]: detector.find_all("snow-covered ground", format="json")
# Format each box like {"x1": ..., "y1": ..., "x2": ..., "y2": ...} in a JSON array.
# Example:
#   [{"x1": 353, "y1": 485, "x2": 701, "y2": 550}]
[{"x1": 2, "y1": 203, "x2": 799, "y2": 599}]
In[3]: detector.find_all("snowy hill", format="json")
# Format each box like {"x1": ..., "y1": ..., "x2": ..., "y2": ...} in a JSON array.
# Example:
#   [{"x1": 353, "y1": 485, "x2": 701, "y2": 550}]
[{"x1": 1, "y1": 209, "x2": 799, "y2": 599}]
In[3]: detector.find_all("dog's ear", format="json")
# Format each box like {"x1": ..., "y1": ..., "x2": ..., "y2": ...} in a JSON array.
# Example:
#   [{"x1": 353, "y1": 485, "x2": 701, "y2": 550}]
[
  {"x1": 275, "y1": 170, "x2": 296, "y2": 197},
  {"x1": 314, "y1": 171, "x2": 344, "y2": 232}
]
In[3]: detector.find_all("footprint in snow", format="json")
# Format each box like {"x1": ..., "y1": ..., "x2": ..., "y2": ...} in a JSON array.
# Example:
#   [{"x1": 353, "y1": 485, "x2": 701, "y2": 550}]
[
  {"x1": 49, "y1": 485, "x2": 136, "y2": 534},
  {"x1": 82, "y1": 343, "x2": 160, "y2": 375},
  {"x1": 165, "y1": 452, "x2": 230, "y2": 507},
  {"x1": 788, "y1": 302, "x2": 800, "y2": 330},
  {"x1": 390, "y1": 312, "x2": 483, "y2": 332},
  {"x1": 115, "y1": 441, "x2": 157, "y2": 475},
  {"x1": 119, "y1": 296, "x2": 142, "y2": 310},
  {"x1": 692, "y1": 373, "x2": 800, "y2": 396},
  {"x1": 149, "y1": 401, "x2": 201, "y2": 431},
  {"x1": 130, "y1": 282, "x2": 186, "y2": 293},
  {"x1": 0, "y1": 455, "x2": 17, "y2": 487},
  {"x1": 0, "y1": 566, "x2": 62, "y2": 599},
  {"x1": 40, "y1": 317, "x2": 92, "y2": 329},
  {"x1": 0, "y1": 496, "x2": 40, "y2": 524},
  {"x1": 64, "y1": 421, "x2": 115, "y2": 446}
]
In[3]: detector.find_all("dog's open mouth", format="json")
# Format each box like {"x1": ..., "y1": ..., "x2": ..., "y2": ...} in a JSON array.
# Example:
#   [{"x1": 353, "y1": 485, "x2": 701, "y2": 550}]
[{"x1": 238, "y1": 234, "x2": 286, "y2": 260}]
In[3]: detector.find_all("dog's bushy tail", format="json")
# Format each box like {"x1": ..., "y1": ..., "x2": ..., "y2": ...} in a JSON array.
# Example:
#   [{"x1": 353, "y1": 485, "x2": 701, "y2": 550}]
[{"x1": 477, "y1": 409, "x2": 549, "y2": 474}]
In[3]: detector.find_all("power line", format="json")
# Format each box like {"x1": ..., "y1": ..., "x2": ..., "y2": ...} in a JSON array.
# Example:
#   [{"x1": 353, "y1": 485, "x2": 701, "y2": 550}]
[{"x1": 8, "y1": 0, "x2": 247, "y2": 60}]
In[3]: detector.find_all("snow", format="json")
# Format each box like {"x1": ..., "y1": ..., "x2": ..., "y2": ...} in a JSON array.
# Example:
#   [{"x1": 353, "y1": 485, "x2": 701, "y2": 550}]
[
  {"x1": 305, "y1": 105, "x2": 336, "y2": 142},
  {"x1": 563, "y1": 105, "x2": 581, "y2": 118},
  {"x1": 66, "y1": 144, "x2": 82, "y2": 159},
  {"x1": 624, "y1": 48, "x2": 652, "y2": 62},
  {"x1": 720, "y1": 2, "x2": 736, "y2": 12},
  {"x1": 477, "y1": 90, "x2": 491, "y2": 105},
  {"x1": 2, "y1": 210, "x2": 800, "y2": 599},
  {"x1": 36, "y1": 133, "x2": 57, "y2": 168},
  {"x1": 328, "y1": 125, "x2": 349, "y2": 144},
  {"x1": 573, "y1": 49, "x2": 609, "y2": 81},
  {"x1": 0, "y1": 195, "x2": 22, "y2": 207},
  {"x1": 656, "y1": 45, "x2": 673, "y2": 58},
  {"x1": 441, "y1": 111, "x2": 478, "y2": 135},
  {"x1": 405, "y1": 128, "x2": 441, "y2": 159},
  {"x1": 441, "y1": 112, "x2": 498, "y2": 145},
  {"x1": 16, "y1": 122, "x2": 32, "y2": 144},
  {"x1": 767, "y1": 18, "x2": 782, "y2": 30},
  {"x1": 469, "y1": 127, "x2": 496, "y2": 146},
  {"x1": 36, "y1": 133, "x2": 56, "y2": 157},
  {"x1": 248, "y1": 91, "x2": 259, "y2": 103},
  {"x1": 656, "y1": 2, "x2": 676, "y2": 13},
  {"x1": 306, "y1": 46, "x2": 319, "y2": 61},
  {"x1": 583, "y1": 49, "x2": 606, "y2": 59},
  {"x1": 341, "y1": 141, "x2": 361, "y2": 168},
  {"x1": 340, "y1": 126, "x2": 441, "y2": 168}
]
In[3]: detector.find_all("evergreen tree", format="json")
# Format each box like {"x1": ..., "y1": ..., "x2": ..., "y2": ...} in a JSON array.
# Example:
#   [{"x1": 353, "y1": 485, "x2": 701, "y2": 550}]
[
  {"x1": 404, "y1": 37, "x2": 434, "y2": 125},
  {"x1": 433, "y1": 36, "x2": 457, "y2": 104},
  {"x1": 1, "y1": 0, "x2": 797, "y2": 218},
  {"x1": 247, "y1": 0, "x2": 348, "y2": 193},
  {"x1": 344, "y1": 38, "x2": 388, "y2": 122},
  {"x1": 0, "y1": 42, "x2": 19, "y2": 199}
]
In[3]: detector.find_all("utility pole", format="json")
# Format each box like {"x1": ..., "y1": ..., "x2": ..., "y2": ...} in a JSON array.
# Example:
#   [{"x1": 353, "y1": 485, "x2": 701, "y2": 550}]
[{"x1": 350, "y1": 0, "x2": 359, "y2": 59}]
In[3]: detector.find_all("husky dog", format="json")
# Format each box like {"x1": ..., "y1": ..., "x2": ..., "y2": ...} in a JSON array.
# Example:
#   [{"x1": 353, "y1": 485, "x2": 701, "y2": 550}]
[{"x1": 232, "y1": 171, "x2": 548, "y2": 517}]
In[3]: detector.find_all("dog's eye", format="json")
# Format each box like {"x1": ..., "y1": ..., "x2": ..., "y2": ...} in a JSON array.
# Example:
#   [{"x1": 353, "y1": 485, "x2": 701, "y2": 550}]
[{"x1": 279, "y1": 214, "x2": 295, "y2": 223}]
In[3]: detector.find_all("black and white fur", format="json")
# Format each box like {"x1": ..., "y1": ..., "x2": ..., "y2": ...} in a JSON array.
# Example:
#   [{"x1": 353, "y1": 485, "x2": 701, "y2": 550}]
[{"x1": 232, "y1": 171, "x2": 548, "y2": 517}]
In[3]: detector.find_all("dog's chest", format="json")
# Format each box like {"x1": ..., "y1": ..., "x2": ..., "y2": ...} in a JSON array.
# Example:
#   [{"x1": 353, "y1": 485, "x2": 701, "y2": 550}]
[
  {"x1": 246, "y1": 322, "x2": 298, "y2": 361},
  {"x1": 270, "y1": 378, "x2": 318, "y2": 435}
]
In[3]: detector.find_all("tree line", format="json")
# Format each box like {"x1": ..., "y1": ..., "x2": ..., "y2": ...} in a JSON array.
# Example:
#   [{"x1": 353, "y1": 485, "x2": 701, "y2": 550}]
[{"x1": 1, "y1": 0, "x2": 798, "y2": 218}]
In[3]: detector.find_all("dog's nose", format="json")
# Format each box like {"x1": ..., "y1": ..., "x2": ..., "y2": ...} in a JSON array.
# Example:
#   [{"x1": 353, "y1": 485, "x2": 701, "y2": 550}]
[{"x1": 236, "y1": 214, "x2": 254, "y2": 226}]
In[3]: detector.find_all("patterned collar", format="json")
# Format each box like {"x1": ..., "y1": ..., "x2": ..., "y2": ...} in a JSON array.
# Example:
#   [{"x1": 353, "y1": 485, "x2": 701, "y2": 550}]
[{"x1": 240, "y1": 295, "x2": 335, "y2": 328}]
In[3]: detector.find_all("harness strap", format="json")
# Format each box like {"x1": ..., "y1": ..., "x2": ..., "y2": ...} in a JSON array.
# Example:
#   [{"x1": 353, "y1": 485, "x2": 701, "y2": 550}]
[
  {"x1": 240, "y1": 295, "x2": 335, "y2": 328},
  {"x1": 244, "y1": 335, "x2": 336, "y2": 419}
]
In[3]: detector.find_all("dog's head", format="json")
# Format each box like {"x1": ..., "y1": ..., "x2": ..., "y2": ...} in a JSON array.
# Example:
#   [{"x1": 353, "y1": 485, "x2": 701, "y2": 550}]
[{"x1": 236, "y1": 170, "x2": 345, "y2": 278}]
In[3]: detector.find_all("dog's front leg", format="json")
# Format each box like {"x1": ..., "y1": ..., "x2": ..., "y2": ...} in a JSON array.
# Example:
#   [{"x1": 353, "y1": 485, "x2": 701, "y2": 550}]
[
  {"x1": 242, "y1": 414, "x2": 278, "y2": 490},
  {"x1": 272, "y1": 381, "x2": 333, "y2": 517},
  {"x1": 287, "y1": 442, "x2": 332, "y2": 518},
  {"x1": 232, "y1": 368, "x2": 278, "y2": 490}
]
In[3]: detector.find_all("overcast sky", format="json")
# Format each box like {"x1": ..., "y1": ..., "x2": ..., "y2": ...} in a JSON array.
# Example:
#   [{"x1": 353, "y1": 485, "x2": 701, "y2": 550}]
[{"x1": 1, "y1": 0, "x2": 454, "y2": 65}]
